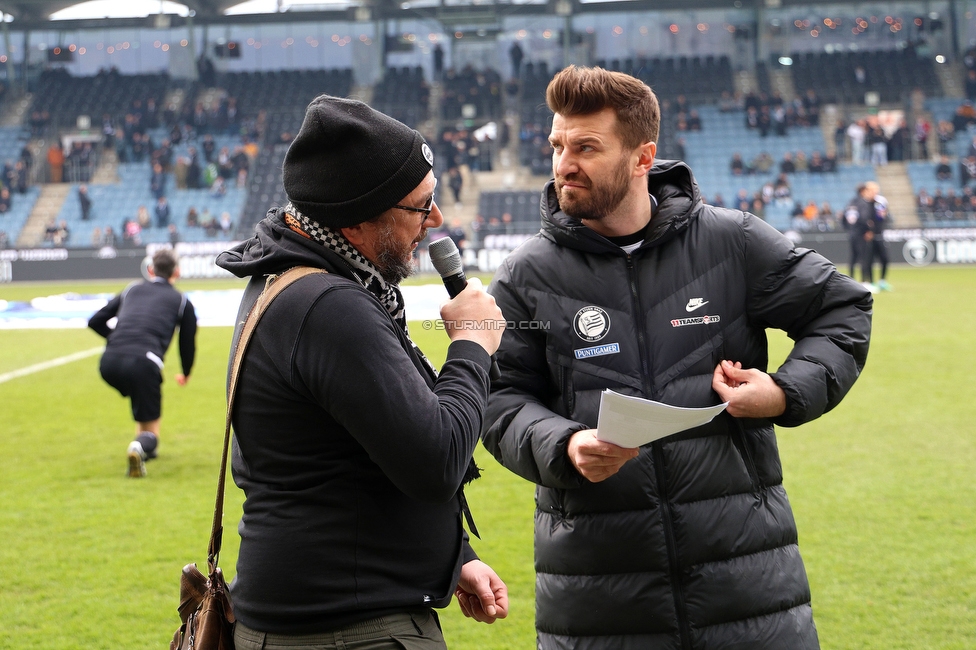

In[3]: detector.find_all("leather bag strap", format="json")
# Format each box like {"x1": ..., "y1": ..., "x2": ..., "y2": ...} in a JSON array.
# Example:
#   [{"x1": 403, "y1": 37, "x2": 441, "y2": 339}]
[{"x1": 207, "y1": 266, "x2": 326, "y2": 573}]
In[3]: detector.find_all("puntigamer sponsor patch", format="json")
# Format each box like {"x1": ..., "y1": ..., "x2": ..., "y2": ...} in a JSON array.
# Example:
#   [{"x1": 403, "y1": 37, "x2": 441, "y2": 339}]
[
  {"x1": 574, "y1": 343, "x2": 620, "y2": 359},
  {"x1": 671, "y1": 314, "x2": 721, "y2": 327}
]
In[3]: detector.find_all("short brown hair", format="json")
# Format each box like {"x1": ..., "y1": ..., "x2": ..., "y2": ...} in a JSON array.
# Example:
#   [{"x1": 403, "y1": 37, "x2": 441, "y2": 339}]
[
  {"x1": 152, "y1": 249, "x2": 178, "y2": 279},
  {"x1": 546, "y1": 66, "x2": 660, "y2": 149}
]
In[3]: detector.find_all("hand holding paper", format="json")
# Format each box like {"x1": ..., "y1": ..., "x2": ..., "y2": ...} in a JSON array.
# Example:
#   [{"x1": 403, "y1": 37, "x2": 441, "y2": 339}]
[
  {"x1": 567, "y1": 429, "x2": 640, "y2": 483},
  {"x1": 595, "y1": 390, "x2": 729, "y2": 448}
]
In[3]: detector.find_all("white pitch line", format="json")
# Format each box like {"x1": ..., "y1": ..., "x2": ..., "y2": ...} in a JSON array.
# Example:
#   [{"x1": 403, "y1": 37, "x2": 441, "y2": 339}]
[{"x1": 0, "y1": 346, "x2": 104, "y2": 385}]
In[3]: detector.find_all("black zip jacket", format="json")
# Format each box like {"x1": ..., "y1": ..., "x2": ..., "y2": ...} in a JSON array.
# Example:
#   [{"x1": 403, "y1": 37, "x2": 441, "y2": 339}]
[
  {"x1": 215, "y1": 209, "x2": 491, "y2": 635},
  {"x1": 88, "y1": 277, "x2": 196, "y2": 375},
  {"x1": 483, "y1": 160, "x2": 872, "y2": 649}
]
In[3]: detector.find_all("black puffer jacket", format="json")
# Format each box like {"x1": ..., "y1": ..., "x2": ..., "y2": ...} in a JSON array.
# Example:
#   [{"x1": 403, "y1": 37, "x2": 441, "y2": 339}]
[{"x1": 483, "y1": 160, "x2": 872, "y2": 649}]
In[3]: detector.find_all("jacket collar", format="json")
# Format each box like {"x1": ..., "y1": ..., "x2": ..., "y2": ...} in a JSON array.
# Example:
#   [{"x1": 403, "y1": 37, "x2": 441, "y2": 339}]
[{"x1": 540, "y1": 159, "x2": 701, "y2": 254}]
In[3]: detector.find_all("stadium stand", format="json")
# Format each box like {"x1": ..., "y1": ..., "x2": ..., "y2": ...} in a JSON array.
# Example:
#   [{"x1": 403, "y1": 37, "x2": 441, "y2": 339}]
[
  {"x1": 789, "y1": 49, "x2": 941, "y2": 104},
  {"x1": 681, "y1": 106, "x2": 876, "y2": 231}
]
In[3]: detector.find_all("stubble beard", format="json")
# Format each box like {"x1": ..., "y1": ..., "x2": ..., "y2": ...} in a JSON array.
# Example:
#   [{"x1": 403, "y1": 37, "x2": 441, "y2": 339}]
[{"x1": 556, "y1": 156, "x2": 633, "y2": 222}]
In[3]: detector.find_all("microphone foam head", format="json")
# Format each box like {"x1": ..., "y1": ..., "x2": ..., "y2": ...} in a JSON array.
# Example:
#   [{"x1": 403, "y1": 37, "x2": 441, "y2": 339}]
[{"x1": 429, "y1": 237, "x2": 463, "y2": 276}]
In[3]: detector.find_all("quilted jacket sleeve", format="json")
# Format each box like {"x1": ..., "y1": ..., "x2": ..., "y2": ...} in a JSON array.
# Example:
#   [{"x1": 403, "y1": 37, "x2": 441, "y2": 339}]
[
  {"x1": 742, "y1": 213, "x2": 873, "y2": 427},
  {"x1": 482, "y1": 259, "x2": 588, "y2": 490}
]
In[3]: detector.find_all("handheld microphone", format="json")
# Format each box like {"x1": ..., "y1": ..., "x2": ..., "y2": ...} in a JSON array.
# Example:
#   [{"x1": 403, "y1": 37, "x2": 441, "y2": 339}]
[
  {"x1": 428, "y1": 237, "x2": 501, "y2": 381},
  {"x1": 428, "y1": 237, "x2": 468, "y2": 299}
]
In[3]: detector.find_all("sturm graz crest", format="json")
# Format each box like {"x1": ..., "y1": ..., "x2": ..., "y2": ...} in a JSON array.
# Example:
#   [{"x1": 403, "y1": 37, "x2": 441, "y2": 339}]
[
  {"x1": 903, "y1": 238, "x2": 934, "y2": 267},
  {"x1": 574, "y1": 306, "x2": 610, "y2": 342}
]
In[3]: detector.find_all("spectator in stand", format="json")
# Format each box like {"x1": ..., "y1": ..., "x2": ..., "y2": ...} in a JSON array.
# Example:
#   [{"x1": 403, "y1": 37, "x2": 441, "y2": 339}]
[
  {"x1": 803, "y1": 89, "x2": 821, "y2": 126},
  {"x1": 137, "y1": 205, "x2": 152, "y2": 230},
  {"x1": 868, "y1": 122, "x2": 888, "y2": 166},
  {"x1": 54, "y1": 220, "x2": 70, "y2": 245},
  {"x1": 202, "y1": 134, "x2": 217, "y2": 163},
  {"x1": 745, "y1": 106, "x2": 759, "y2": 131},
  {"x1": 823, "y1": 152, "x2": 838, "y2": 172},
  {"x1": 750, "y1": 197, "x2": 765, "y2": 218},
  {"x1": 936, "y1": 156, "x2": 953, "y2": 181},
  {"x1": 932, "y1": 188, "x2": 949, "y2": 216},
  {"x1": 809, "y1": 151, "x2": 825, "y2": 173},
  {"x1": 0, "y1": 187, "x2": 11, "y2": 213},
  {"x1": 47, "y1": 143, "x2": 64, "y2": 183},
  {"x1": 169, "y1": 223, "x2": 181, "y2": 245},
  {"x1": 44, "y1": 219, "x2": 58, "y2": 244},
  {"x1": 794, "y1": 151, "x2": 808, "y2": 173},
  {"x1": 91, "y1": 227, "x2": 102, "y2": 247},
  {"x1": 937, "y1": 121, "x2": 955, "y2": 157},
  {"x1": 446, "y1": 218, "x2": 467, "y2": 249},
  {"x1": 210, "y1": 176, "x2": 227, "y2": 197},
  {"x1": 959, "y1": 155, "x2": 976, "y2": 189},
  {"x1": 218, "y1": 211, "x2": 232, "y2": 235},
  {"x1": 78, "y1": 184, "x2": 92, "y2": 220},
  {"x1": 834, "y1": 119, "x2": 848, "y2": 159},
  {"x1": 150, "y1": 163, "x2": 167, "y2": 200},
  {"x1": 914, "y1": 117, "x2": 931, "y2": 160},
  {"x1": 758, "y1": 106, "x2": 771, "y2": 137},
  {"x1": 847, "y1": 119, "x2": 866, "y2": 165},
  {"x1": 819, "y1": 202, "x2": 837, "y2": 231},
  {"x1": 687, "y1": 110, "x2": 701, "y2": 131},
  {"x1": 967, "y1": 69, "x2": 976, "y2": 100},
  {"x1": 155, "y1": 196, "x2": 171, "y2": 229},
  {"x1": 14, "y1": 160, "x2": 27, "y2": 193},
  {"x1": 917, "y1": 190, "x2": 934, "y2": 218},
  {"x1": 952, "y1": 101, "x2": 976, "y2": 132},
  {"x1": 174, "y1": 156, "x2": 188, "y2": 189},
  {"x1": 102, "y1": 226, "x2": 117, "y2": 247},
  {"x1": 186, "y1": 147, "x2": 201, "y2": 189},
  {"x1": 186, "y1": 207, "x2": 199, "y2": 227},
  {"x1": 735, "y1": 189, "x2": 750, "y2": 212},
  {"x1": 773, "y1": 174, "x2": 792, "y2": 204},
  {"x1": 674, "y1": 136, "x2": 686, "y2": 161},
  {"x1": 772, "y1": 104, "x2": 787, "y2": 136},
  {"x1": 448, "y1": 166, "x2": 463, "y2": 206},
  {"x1": 509, "y1": 41, "x2": 524, "y2": 79},
  {"x1": 0, "y1": 230, "x2": 7, "y2": 249},
  {"x1": 730, "y1": 152, "x2": 746, "y2": 175},
  {"x1": 802, "y1": 200, "x2": 819, "y2": 223},
  {"x1": 780, "y1": 152, "x2": 796, "y2": 174},
  {"x1": 889, "y1": 119, "x2": 910, "y2": 162},
  {"x1": 124, "y1": 218, "x2": 142, "y2": 246},
  {"x1": 751, "y1": 151, "x2": 774, "y2": 174}
]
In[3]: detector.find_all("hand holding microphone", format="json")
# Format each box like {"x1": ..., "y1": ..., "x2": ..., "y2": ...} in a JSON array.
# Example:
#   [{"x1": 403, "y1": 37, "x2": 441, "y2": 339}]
[{"x1": 429, "y1": 238, "x2": 505, "y2": 358}]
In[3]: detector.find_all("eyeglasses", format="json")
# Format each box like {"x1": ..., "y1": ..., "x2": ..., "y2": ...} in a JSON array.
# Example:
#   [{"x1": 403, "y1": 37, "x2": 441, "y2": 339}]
[{"x1": 393, "y1": 194, "x2": 435, "y2": 226}]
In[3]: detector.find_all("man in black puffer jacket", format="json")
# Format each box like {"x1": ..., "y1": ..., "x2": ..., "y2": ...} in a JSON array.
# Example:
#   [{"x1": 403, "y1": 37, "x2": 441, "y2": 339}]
[{"x1": 483, "y1": 67, "x2": 872, "y2": 649}]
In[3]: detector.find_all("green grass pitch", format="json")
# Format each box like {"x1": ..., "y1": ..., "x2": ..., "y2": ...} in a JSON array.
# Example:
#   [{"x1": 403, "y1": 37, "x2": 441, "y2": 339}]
[{"x1": 0, "y1": 265, "x2": 974, "y2": 649}]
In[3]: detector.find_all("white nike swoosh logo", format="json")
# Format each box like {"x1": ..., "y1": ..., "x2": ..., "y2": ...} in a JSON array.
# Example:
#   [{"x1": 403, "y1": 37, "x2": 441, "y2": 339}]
[{"x1": 686, "y1": 300, "x2": 709, "y2": 312}]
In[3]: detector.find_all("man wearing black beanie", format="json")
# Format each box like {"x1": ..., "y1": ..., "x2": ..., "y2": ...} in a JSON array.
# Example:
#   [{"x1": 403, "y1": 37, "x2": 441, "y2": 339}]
[{"x1": 216, "y1": 95, "x2": 509, "y2": 649}]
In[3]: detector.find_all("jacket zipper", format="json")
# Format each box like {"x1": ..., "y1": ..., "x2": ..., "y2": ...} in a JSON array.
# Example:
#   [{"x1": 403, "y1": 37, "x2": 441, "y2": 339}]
[{"x1": 626, "y1": 256, "x2": 692, "y2": 650}]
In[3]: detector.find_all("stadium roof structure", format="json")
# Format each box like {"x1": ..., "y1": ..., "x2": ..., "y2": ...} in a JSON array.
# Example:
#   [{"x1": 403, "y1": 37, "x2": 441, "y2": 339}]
[{"x1": 0, "y1": 0, "x2": 862, "y2": 29}]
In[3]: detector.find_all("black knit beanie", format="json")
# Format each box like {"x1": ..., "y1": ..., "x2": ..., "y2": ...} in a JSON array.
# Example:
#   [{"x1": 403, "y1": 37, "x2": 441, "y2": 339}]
[{"x1": 282, "y1": 95, "x2": 434, "y2": 228}]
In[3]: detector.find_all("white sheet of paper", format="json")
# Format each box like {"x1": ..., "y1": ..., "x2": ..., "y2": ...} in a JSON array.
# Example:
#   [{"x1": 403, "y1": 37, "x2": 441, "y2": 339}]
[{"x1": 596, "y1": 389, "x2": 729, "y2": 448}]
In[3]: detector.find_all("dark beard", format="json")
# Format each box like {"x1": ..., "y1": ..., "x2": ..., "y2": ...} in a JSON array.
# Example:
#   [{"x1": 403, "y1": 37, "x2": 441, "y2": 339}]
[
  {"x1": 556, "y1": 156, "x2": 632, "y2": 221},
  {"x1": 374, "y1": 221, "x2": 425, "y2": 284}
]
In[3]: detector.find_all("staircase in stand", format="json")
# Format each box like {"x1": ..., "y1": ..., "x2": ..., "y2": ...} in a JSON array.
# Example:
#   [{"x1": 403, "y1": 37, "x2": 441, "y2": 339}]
[{"x1": 16, "y1": 184, "x2": 72, "y2": 247}]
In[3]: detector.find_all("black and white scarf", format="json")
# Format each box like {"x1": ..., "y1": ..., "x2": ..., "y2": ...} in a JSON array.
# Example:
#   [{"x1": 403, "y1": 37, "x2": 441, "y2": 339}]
[
  {"x1": 284, "y1": 205, "x2": 437, "y2": 377},
  {"x1": 286, "y1": 204, "x2": 407, "y2": 331}
]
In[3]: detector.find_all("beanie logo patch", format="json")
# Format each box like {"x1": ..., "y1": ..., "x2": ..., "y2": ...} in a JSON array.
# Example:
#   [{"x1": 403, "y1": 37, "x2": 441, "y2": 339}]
[{"x1": 422, "y1": 143, "x2": 434, "y2": 166}]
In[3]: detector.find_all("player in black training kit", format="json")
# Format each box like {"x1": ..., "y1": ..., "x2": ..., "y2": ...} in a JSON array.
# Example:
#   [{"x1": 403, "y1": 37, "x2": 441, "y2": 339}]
[{"x1": 88, "y1": 249, "x2": 197, "y2": 477}]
